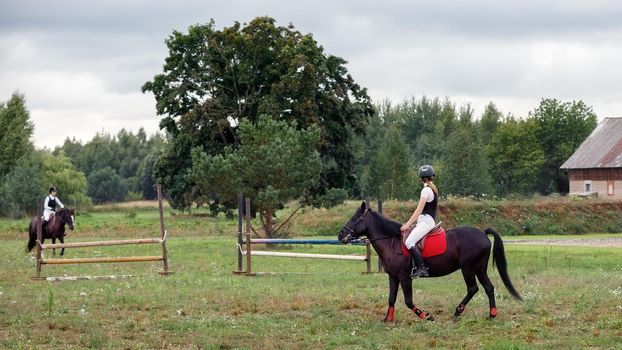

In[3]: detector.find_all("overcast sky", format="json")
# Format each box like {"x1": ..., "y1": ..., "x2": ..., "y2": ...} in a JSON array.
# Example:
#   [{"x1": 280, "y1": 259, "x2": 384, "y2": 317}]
[{"x1": 2, "y1": 1, "x2": 621, "y2": 149}]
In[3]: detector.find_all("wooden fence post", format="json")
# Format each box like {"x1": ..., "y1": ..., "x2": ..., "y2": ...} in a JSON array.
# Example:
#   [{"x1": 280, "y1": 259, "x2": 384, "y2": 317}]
[
  {"x1": 157, "y1": 184, "x2": 172, "y2": 275},
  {"x1": 32, "y1": 202, "x2": 44, "y2": 280}
]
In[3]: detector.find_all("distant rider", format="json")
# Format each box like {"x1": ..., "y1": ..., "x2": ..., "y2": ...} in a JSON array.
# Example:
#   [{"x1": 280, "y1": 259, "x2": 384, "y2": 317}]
[
  {"x1": 400, "y1": 165, "x2": 438, "y2": 278},
  {"x1": 43, "y1": 186, "x2": 64, "y2": 226}
]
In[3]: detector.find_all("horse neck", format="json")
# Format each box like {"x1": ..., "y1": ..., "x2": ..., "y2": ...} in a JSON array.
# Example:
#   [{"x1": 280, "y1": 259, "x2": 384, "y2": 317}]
[
  {"x1": 367, "y1": 212, "x2": 400, "y2": 240},
  {"x1": 50, "y1": 214, "x2": 65, "y2": 231},
  {"x1": 366, "y1": 212, "x2": 401, "y2": 257}
]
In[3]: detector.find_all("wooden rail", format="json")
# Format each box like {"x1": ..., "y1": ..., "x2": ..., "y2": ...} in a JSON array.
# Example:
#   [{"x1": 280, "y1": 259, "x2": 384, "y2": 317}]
[
  {"x1": 41, "y1": 238, "x2": 163, "y2": 249},
  {"x1": 42, "y1": 256, "x2": 164, "y2": 265},
  {"x1": 32, "y1": 184, "x2": 172, "y2": 280}
]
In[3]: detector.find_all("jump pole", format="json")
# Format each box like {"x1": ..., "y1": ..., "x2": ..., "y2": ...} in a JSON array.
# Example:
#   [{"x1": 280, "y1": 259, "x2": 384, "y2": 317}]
[
  {"x1": 31, "y1": 185, "x2": 172, "y2": 280},
  {"x1": 235, "y1": 197, "x2": 374, "y2": 275}
]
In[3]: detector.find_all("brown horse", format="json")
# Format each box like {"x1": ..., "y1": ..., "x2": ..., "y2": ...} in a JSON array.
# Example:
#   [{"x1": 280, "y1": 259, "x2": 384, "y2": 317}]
[
  {"x1": 338, "y1": 201, "x2": 522, "y2": 322},
  {"x1": 27, "y1": 208, "x2": 75, "y2": 256}
]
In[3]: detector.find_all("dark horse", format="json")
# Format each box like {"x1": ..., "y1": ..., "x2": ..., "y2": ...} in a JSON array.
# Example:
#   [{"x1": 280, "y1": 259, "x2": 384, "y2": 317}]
[
  {"x1": 27, "y1": 208, "x2": 75, "y2": 256},
  {"x1": 338, "y1": 202, "x2": 522, "y2": 321}
]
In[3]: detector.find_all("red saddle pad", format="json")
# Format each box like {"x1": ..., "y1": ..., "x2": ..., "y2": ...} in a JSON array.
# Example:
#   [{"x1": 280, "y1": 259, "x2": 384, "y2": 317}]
[{"x1": 401, "y1": 227, "x2": 447, "y2": 258}]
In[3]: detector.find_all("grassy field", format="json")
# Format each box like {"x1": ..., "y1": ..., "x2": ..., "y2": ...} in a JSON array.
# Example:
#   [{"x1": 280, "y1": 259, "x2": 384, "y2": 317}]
[{"x1": 0, "y1": 203, "x2": 621, "y2": 349}]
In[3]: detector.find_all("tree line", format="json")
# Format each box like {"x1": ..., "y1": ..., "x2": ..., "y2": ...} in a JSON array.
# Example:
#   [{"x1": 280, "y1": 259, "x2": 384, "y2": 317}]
[
  {"x1": 356, "y1": 97, "x2": 597, "y2": 200},
  {"x1": 0, "y1": 92, "x2": 163, "y2": 218},
  {"x1": 0, "y1": 17, "x2": 598, "y2": 233}
]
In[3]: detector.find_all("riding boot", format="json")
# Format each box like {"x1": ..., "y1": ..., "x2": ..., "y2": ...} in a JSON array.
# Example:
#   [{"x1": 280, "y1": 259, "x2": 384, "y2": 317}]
[{"x1": 409, "y1": 247, "x2": 429, "y2": 278}]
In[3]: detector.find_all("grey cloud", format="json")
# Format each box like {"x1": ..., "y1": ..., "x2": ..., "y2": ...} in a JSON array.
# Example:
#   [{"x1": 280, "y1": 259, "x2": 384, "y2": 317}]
[{"x1": 2, "y1": 0, "x2": 622, "y2": 147}]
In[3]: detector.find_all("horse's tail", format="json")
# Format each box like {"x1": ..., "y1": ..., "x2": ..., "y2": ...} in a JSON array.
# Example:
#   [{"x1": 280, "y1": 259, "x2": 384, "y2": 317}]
[
  {"x1": 485, "y1": 228, "x2": 523, "y2": 301},
  {"x1": 27, "y1": 220, "x2": 37, "y2": 252}
]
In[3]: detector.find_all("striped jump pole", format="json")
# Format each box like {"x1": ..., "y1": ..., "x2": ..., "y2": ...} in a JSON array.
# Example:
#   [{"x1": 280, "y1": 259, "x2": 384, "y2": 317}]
[{"x1": 234, "y1": 197, "x2": 377, "y2": 276}]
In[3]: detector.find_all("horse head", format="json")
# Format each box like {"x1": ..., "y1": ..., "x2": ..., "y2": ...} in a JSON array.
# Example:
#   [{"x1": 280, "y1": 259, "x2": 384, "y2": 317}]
[
  {"x1": 56, "y1": 208, "x2": 75, "y2": 231},
  {"x1": 338, "y1": 201, "x2": 371, "y2": 244}
]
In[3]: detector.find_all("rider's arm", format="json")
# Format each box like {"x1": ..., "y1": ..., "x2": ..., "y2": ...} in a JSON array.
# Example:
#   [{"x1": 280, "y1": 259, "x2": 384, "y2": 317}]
[
  {"x1": 401, "y1": 196, "x2": 427, "y2": 231},
  {"x1": 43, "y1": 196, "x2": 52, "y2": 210},
  {"x1": 56, "y1": 198, "x2": 64, "y2": 208}
]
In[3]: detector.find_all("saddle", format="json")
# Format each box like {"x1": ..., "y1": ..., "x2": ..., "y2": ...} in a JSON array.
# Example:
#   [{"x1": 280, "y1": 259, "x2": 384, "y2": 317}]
[{"x1": 401, "y1": 221, "x2": 447, "y2": 258}]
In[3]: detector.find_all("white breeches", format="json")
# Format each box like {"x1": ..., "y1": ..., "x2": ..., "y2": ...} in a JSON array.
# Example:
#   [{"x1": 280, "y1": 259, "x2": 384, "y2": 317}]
[
  {"x1": 43, "y1": 209, "x2": 55, "y2": 221},
  {"x1": 404, "y1": 214, "x2": 435, "y2": 249}
]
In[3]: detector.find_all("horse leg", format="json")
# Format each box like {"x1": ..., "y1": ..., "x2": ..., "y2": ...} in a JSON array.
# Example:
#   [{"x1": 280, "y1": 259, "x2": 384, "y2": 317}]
[
  {"x1": 51, "y1": 237, "x2": 56, "y2": 255},
  {"x1": 59, "y1": 235, "x2": 65, "y2": 256},
  {"x1": 400, "y1": 277, "x2": 433, "y2": 321},
  {"x1": 384, "y1": 275, "x2": 400, "y2": 322},
  {"x1": 476, "y1": 271, "x2": 497, "y2": 319},
  {"x1": 454, "y1": 269, "x2": 479, "y2": 321}
]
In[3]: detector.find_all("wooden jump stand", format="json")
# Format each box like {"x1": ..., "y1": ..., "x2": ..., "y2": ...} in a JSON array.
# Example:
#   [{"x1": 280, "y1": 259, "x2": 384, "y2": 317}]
[
  {"x1": 32, "y1": 184, "x2": 172, "y2": 281},
  {"x1": 233, "y1": 195, "x2": 381, "y2": 276}
]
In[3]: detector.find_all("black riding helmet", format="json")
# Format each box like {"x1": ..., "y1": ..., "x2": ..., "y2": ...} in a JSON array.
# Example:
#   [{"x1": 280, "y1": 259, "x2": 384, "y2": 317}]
[
  {"x1": 49, "y1": 186, "x2": 57, "y2": 193},
  {"x1": 418, "y1": 165, "x2": 435, "y2": 178}
]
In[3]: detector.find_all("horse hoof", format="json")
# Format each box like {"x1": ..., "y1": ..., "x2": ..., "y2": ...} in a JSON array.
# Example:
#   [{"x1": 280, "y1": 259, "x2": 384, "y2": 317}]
[
  {"x1": 426, "y1": 315, "x2": 434, "y2": 321},
  {"x1": 453, "y1": 315, "x2": 461, "y2": 322}
]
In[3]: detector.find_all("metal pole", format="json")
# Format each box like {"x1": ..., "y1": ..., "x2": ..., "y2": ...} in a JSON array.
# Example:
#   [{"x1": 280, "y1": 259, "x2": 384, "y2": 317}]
[{"x1": 157, "y1": 184, "x2": 171, "y2": 275}]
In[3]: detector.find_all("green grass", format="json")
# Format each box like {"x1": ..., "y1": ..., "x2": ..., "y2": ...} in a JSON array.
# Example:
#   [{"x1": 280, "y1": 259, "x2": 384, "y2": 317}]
[{"x1": 0, "y1": 202, "x2": 621, "y2": 349}]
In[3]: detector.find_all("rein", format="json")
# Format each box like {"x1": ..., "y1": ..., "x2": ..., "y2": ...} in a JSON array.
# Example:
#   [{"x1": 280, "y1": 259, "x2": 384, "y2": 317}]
[
  {"x1": 341, "y1": 209, "x2": 398, "y2": 242},
  {"x1": 53, "y1": 210, "x2": 72, "y2": 226}
]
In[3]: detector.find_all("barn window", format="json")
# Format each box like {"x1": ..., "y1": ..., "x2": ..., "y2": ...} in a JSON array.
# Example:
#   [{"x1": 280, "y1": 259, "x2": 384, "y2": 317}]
[
  {"x1": 607, "y1": 181, "x2": 614, "y2": 196},
  {"x1": 584, "y1": 181, "x2": 592, "y2": 192}
]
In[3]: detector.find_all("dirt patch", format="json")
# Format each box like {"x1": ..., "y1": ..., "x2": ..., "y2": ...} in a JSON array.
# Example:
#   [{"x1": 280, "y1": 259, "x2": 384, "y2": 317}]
[{"x1": 506, "y1": 238, "x2": 622, "y2": 248}]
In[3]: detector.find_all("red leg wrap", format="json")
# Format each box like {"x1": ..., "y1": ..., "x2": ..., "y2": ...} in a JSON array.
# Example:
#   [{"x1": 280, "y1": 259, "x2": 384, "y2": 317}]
[
  {"x1": 490, "y1": 307, "x2": 497, "y2": 318},
  {"x1": 412, "y1": 307, "x2": 428, "y2": 320},
  {"x1": 385, "y1": 307, "x2": 395, "y2": 322}
]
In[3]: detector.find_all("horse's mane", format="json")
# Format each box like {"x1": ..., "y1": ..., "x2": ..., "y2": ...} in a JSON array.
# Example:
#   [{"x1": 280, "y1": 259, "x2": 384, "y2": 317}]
[
  {"x1": 55, "y1": 208, "x2": 73, "y2": 217},
  {"x1": 370, "y1": 210, "x2": 402, "y2": 237}
]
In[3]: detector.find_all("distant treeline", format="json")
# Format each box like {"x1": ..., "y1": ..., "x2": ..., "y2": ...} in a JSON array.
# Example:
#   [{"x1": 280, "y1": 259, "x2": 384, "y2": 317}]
[
  {"x1": 0, "y1": 92, "x2": 164, "y2": 217},
  {"x1": 0, "y1": 91, "x2": 597, "y2": 219},
  {"x1": 353, "y1": 96, "x2": 597, "y2": 201}
]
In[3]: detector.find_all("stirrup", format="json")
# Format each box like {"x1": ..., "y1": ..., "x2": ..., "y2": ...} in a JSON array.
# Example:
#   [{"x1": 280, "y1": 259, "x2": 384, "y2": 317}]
[{"x1": 411, "y1": 267, "x2": 429, "y2": 279}]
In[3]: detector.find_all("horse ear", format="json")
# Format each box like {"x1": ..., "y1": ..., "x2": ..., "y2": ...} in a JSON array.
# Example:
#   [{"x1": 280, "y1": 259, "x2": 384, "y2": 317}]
[{"x1": 361, "y1": 201, "x2": 371, "y2": 211}]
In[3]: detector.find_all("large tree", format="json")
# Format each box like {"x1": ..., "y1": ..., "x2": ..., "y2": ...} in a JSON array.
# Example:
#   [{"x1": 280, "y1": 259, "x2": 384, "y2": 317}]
[
  {"x1": 0, "y1": 93, "x2": 34, "y2": 177},
  {"x1": 42, "y1": 152, "x2": 92, "y2": 208},
  {"x1": 530, "y1": 99, "x2": 597, "y2": 194},
  {"x1": 0, "y1": 153, "x2": 44, "y2": 218},
  {"x1": 360, "y1": 125, "x2": 417, "y2": 200},
  {"x1": 142, "y1": 16, "x2": 374, "y2": 209},
  {"x1": 443, "y1": 111, "x2": 494, "y2": 197},
  {"x1": 487, "y1": 118, "x2": 545, "y2": 195},
  {"x1": 190, "y1": 116, "x2": 322, "y2": 237}
]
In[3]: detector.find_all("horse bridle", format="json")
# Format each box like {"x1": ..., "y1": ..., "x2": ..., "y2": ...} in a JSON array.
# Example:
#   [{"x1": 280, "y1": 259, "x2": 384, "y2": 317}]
[
  {"x1": 340, "y1": 208, "x2": 371, "y2": 243},
  {"x1": 53, "y1": 210, "x2": 73, "y2": 226},
  {"x1": 340, "y1": 208, "x2": 396, "y2": 243}
]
